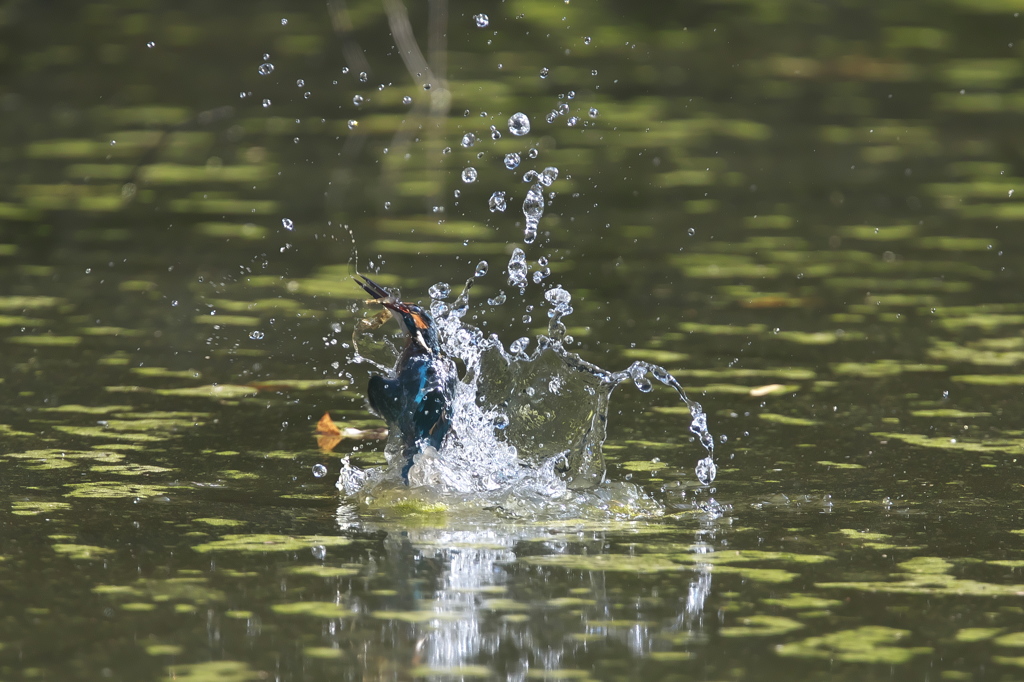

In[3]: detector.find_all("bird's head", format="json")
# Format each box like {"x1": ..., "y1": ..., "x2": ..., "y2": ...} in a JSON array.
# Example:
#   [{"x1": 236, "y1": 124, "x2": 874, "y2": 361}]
[{"x1": 381, "y1": 299, "x2": 440, "y2": 354}]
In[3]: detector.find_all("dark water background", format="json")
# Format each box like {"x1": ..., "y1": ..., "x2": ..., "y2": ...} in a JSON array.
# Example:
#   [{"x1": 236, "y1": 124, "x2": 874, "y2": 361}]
[{"x1": 1, "y1": 0, "x2": 1024, "y2": 680}]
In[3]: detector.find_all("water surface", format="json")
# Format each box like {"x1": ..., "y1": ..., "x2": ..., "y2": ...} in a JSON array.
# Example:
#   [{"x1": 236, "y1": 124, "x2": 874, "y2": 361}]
[{"x1": 1, "y1": 1, "x2": 1024, "y2": 680}]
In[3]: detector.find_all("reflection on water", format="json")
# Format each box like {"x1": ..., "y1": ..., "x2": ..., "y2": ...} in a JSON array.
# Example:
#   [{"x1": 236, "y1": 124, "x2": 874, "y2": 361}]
[{"x1": 340, "y1": 506, "x2": 724, "y2": 678}]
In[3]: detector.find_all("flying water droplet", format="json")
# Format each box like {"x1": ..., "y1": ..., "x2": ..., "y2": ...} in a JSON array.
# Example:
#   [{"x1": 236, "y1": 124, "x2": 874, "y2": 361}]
[
  {"x1": 429, "y1": 282, "x2": 451, "y2": 299},
  {"x1": 461, "y1": 132, "x2": 476, "y2": 148},
  {"x1": 312, "y1": 463, "x2": 328, "y2": 478},
  {"x1": 358, "y1": 71, "x2": 368, "y2": 83},
  {"x1": 528, "y1": 148, "x2": 539, "y2": 159},
  {"x1": 509, "y1": 336, "x2": 530, "y2": 354},
  {"x1": 508, "y1": 112, "x2": 531, "y2": 136},
  {"x1": 281, "y1": 218, "x2": 294, "y2": 230},
  {"x1": 567, "y1": 116, "x2": 580, "y2": 127},
  {"x1": 522, "y1": 184, "x2": 544, "y2": 244},
  {"x1": 475, "y1": 261, "x2": 489, "y2": 277},
  {"x1": 262, "y1": 99, "x2": 272, "y2": 108},
  {"x1": 249, "y1": 330, "x2": 264, "y2": 340},
  {"x1": 490, "y1": 125, "x2": 502, "y2": 140},
  {"x1": 507, "y1": 248, "x2": 528, "y2": 289},
  {"x1": 146, "y1": 41, "x2": 156, "y2": 48},
  {"x1": 402, "y1": 95, "x2": 413, "y2": 105},
  {"x1": 589, "y1": 107, "x2": 599, "y2": 118},
  {"x1": 462, "y1": 167, "x2": 478, "y2": 183},
  {"x1": 347, "y1": 119, "x2": 358, "y2": 129},
  {"x1": 352, "y1": 95, "x2": 364, "y2": 106},
  {"x1": 488, "y1": 191, "x2": 507, "y2": 212},
  {"x1": 540, "y1": 67, "x2": 550, "y2": 78},
  {"x1": 258, "y1": 63, "x2": 274, "y2": 76},
  {"x1": 504, "y1": 152, "x2": 521, "y2": 169},
  {"x1": 538, "y1": 167, "x2": 559, "y2": 187},
  {"x1": 473, "y1": 13, "x2": 490, "y2": 27},
  {"x1": 487, "y1": 290, "x2": 507, "y2": 306},
  {"x1": 695, "y1": 457, "x2": 717, "y2": 485}
]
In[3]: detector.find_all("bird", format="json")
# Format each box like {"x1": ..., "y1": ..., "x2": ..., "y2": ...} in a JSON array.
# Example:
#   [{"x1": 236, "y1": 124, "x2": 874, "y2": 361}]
[{"x1": 354, "y1": 274, "x2": 457, "y2": 482}]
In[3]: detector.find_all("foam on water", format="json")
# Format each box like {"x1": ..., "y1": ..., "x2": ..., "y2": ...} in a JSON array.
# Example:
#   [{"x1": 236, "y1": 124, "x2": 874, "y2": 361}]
[{"x1": 337, "y1": 270, "x2": 716, "y2": 518}]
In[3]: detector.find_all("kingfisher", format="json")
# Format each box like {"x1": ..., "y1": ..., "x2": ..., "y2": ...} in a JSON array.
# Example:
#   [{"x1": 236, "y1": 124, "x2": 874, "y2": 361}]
[{"x1": 354, "y1": 274, "x2": 457, "y2": 482}]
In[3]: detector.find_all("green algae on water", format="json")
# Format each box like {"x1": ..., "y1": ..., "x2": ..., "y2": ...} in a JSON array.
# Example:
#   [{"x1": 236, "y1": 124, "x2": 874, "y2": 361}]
[
  {"x1": 271, "y1": 602, "x2": 355, "y2": 618},
  {"x1": 776, "y1": 625, "x2": 932, "y2": 664},
  {"x1": 192, "y1": 534, "x2": 353, "y2": 553}
]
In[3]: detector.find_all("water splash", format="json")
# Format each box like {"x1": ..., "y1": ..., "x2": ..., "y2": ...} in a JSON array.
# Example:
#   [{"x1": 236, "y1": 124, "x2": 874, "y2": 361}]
[
  {"x1": 522, "y1": 184, "x2": 544, "y2": 244},
  {"x1": 339, "y1": 272, "x2": 716, "y2": 507}
]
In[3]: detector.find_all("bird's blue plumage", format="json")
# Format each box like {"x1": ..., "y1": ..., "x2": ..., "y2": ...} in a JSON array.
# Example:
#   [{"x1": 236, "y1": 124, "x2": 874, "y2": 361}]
[{"x1": 356, "y1": 275, "x2": 457, "y2": 482}]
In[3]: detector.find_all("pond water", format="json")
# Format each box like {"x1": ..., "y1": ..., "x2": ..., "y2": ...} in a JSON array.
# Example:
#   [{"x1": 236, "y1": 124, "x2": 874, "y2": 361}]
[{"x1": 2, "y1": 1, "x2": 1024, "y2": 680}]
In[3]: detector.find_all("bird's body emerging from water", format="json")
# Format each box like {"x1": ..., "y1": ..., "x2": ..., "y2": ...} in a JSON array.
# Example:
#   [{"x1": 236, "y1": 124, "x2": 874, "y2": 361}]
[{"x1": 355, "y1": 274, "x2": 457, "y2": 482}]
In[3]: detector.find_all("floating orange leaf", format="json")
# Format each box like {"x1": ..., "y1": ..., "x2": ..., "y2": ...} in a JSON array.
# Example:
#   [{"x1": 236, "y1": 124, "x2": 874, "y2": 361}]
[
  {"x1": 316, "y1": 412, "x2": 341, "y2": 436},
  {"x1": 314, "y1": 412, "x2": 387, "y2": 453}
]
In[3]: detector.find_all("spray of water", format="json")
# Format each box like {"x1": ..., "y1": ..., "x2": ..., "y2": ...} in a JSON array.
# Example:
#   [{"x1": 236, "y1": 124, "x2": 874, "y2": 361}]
[{"x1": 337, "y1": 266, "x2": 716, "y2": 517}]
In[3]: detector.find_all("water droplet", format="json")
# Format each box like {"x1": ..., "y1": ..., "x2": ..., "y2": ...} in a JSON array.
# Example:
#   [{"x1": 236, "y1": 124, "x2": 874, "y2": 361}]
[
  {"x1": 429, "y1": 282, "x2": 451, "y2": 299},
  {"x1": 695, "y1": 457, "x2": 717, "y2": 485},
  {"x1": 509, "y1": 336, "x2": 529, "y2": 354},
  {"x1": 442, "y1": 146, "x2": 452, "y2": 154},
  {"x1": 282, "y1": 218, "x2": 294, "y2": 230},
  {"x1": 487, "y1": 291, "x2": 507, "y2": 306},
  {"x1": 358, "y1": 71, "x2": 368, "y2": 83},
  {"x1": 507, "y1": 248, "x2": 529, "y2": 289},
  {"x1": 296, "y1": 79, "x2": 305, "y2": 88},
  {"x1": 461, "y1": 132, "x2": 477, "y2": 148},
  {"x1": 258, "y1": 63, "x2": 274, "y2": 76},
  {"x1": 312, "y1": 463, "x2": 328, "y2": 478},
  {"x1": 540, "y1": 67, "x2": 550, "y2": 78},
  {"x1": 281, "y1": 18, "x2": 288, "y2": 25},
  {"x1": 493, "y1": 413, "x2": 509, "y2": 429},
  {"x1": 473, "y1": 13, "x2": 490, "y2": 27},
  {"x1": 384, "y1": 201, "x2": 391, "y2": 210},
  {"x1": 475, "y1": 261, "x2": 489, "y2": 277},
  {"x1": 347, "y1": 119, "x2": 358, "y2": 129},
  {"x1": 423, "y1": 83, "x2": 432, "y2": 91},
  {"x1": 352, "y1": 95, "x2": 364, "y2": 106},
  {"x1": 523, "y1": 169, "x2": 539, "y2": 183},
  {"x1": 461, "y1": 167, "x2": 478, "y2": 183},
  {"x1": 528, "y1": 148, "x2": 539, "y2": 159},
  {"x1": 488, "y1": 191, "x2": 507, "y2": 212},
  {"x1": 558, "y1": 103, "x2": 570, "y2": 115},
  {"x1": 544, "y1": 286, "x2": 571, "y2": 306},
  {"x1": 341, "y1": 66, "x2": 349, "y2": 74},
  {"x1": 567, "y1": 116, "x2": 580, "y2": 127},
  {"x1": 687, "y1": 227, "x2": 696, "y2": 236},
  {"x1": 146, "y1": 41, "x2": 156, "y2": 48},
  {"x1": 588, "y1": 107, "x2": 599, "y2": 118},
  {"x1": 490, "y1": 125, "x2": 502, "y2": 140},
  {"x1": 508, "y1": 112, "x2": 531, "y2": 137},
  {"x1": 402, "y1": 95, "x2": 413, "y2": 105},
  {"x1": 249, "y1": 330, "x2": 264, "y2": 340},
  {"x1": 504, "y1": 152, "x2": 521, "y2": 169},
  {"x1": 523, "y1": 184, "x2": 545, "y2": 218},
  {"x1": 584, "y1": 36, "x2": 592, "y2": 45},
  {"x1": 539, "y1": 167, "x2": 559, "y2": 187},
  {"x1": 262, "y1": 99, "x2": 272, "y2": 108}
]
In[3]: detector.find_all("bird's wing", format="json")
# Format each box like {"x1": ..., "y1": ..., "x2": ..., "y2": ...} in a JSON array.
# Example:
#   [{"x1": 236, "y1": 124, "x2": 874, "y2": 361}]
[{"x1": 367, "y1": 374, "x2": 403, "y2": 425}]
